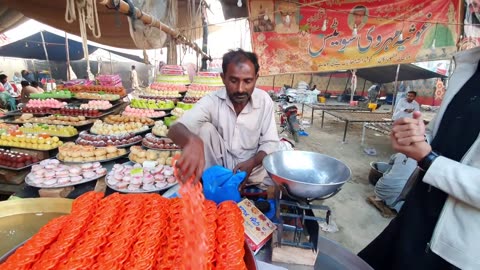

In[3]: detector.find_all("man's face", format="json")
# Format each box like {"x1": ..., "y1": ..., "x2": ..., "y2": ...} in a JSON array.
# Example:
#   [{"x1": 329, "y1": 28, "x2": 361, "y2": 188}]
[
  {"x1": 406, "y1": 93, "x2": 416, "y2": 102},
  {"x1": 472, "y1": 0, "x2": 480, "y2": 13},
  {"x1": 0, "y1": 77, "x2": 7, "y2": 84},
  {"x1": 221, "y1": 61, "x2": 258, "y2": 105},
  {"x1": 353, "y1": 10, "x2": 366, "y2": 26}
]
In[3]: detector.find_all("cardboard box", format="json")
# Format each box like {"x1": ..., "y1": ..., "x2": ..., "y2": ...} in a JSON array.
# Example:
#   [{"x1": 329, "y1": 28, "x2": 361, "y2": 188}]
[{"x1": 238, "y1": 199, "x2": 276, "y2": 254}]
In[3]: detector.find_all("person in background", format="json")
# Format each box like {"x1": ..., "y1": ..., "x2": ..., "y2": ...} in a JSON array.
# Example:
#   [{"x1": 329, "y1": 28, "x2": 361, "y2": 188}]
[
  {"x1": 373, "y1": 153, "x2": 417, "y2": 212},
  {"x1": 168, "y1": 49, "x2": 279, "y2": 186},
  {"x1": 310, "y1": 84, "x2": 318, "y2": 91},
  {"x1": 0, "y1": 74, "x2": 17, "y2": 110},
  {"x1": 130, "y1": 65, "x2": 140, "y2": 90},
  {"x1": 21, "y1": 70, "x2": 35, "y2": 83},
  {"x1": 20, "y1": 81, "x2": 41, "y2": 104},
  {"x1": 359, "y1": 46, "x2": 480, "y2": 270},
  {"x1": 0, "y1": 74, "x2": 19, "y2": 98},
  {"x1": 30, "y1": 81, "x2": 44, "y2": 93},
  {"x1": 367, "y1": 83, "x2": 381, "y2": 103},
  {"x1": 392, "y1": 90, "x2": 420, "y2": 121},
  {"x1": 12, "y1": 72, "x2": 22, "y2": 84}
]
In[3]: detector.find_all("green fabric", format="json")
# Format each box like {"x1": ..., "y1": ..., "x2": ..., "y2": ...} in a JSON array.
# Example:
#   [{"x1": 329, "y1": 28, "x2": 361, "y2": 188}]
[{"x1": 422, "y1": 25, "x2": 455, "y2": 48}]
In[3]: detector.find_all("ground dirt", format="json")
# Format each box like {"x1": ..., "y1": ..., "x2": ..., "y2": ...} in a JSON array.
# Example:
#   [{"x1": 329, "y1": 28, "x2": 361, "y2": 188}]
[{"x1": 271, "y1": 104, "x2": 396, "y2": 269}]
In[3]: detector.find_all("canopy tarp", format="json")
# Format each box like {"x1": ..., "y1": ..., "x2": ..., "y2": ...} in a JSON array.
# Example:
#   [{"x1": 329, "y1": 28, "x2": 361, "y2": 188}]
[
  {"x1": 0, "y1": 0, "x2": 207, "y2": 49},
  {"x1": 356, "y1": 63, "x2": 447, "y2": 84},
  {"x1": 0, "y1": 31, "x2": 144, "y2": 62}
]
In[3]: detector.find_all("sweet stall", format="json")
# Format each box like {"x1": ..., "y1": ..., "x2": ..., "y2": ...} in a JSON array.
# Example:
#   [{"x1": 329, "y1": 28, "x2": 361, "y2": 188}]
[{"x1": 0, "y1": 69, "x2": 258, "y2": 269}]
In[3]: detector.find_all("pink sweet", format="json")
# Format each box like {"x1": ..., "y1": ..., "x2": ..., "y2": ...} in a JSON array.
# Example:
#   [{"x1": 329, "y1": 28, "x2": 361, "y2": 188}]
[
  {"x1": 127, "y1": 184, "x2": 141, "y2": 191},
  {"x1": 155, "y1": 181, "x2": 168, "y2": 188},
  {"x1": 114, "y1": 173, "x2": 124, "y2": 181},
  {"x1": 143, "y1": 175, "x2": 154, "y2": 184},
  {"x1": 58, "y1": 177, "x2": 70, "y2": 184},
  {"x1": 143, "y1": 183, "x2": 156, "y2": 191},
  {"x1": 83, "y1": 171, "x2": 96, "y2": 179},
  {"x1": 95, "y1": 168, "x2": 107, "y2": 175},
  {"x1": 123, "y1": 176, "x2": 132, "y2": 183},
  {"x1": 69, "y1": 167, "x2": 82, "y2": 175},
  {"x1": 71, "y1": 176, "x2": 83, "y2": 182},
  {"x1": 131, "y1": 177, "x2": 142, "y2": 185},
  {"x1": 107, "y1": 178, "x2": 118, "y2": 186},
  {"x1": 117, "y1": 181, "x2": 128, "y2": 189},
  {"x1": 167, "y1": 176, "x2": 176, "y2": 183}
]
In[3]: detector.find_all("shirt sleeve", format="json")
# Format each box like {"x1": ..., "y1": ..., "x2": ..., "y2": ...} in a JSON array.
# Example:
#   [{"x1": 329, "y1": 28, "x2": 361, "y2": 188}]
[
  {"x1": 414, "y1": 102, "x2": 420, "y2": 112},
  {"x1": 176, "y1": 95, "x2": 214, "y2": 135},
  {"x1": 258, "y1": 99, "x2": 280, "y2": 155},
  {"x1": 4, "y1": 83, "x2": 14, "y2": 96},
  {"x1": 423, "y1": 156, "x2": 480, "y2": 209}
]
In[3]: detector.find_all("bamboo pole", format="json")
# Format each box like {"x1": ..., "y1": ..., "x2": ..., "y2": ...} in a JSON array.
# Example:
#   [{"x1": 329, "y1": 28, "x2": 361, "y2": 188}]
[
  {"x1": 391, "y1": 64, "x2": 401, "y2": 112},
  {"x1": 65, "y1": 32, "x2": 71, "y2": 81},
  {"x1": 101, "y1": 0, "x2": 211, "y2": 61}
]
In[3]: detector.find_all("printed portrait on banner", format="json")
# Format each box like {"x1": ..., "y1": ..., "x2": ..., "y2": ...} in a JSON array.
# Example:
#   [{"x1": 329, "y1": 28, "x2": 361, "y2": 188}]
[
  {"x1": 251, "y1": 1, "x2": 275, "y2": 33},
  {"x1": 461, "y1": 0, "x2": 480, "y2": 50},
  {"x1": 348, "y1": 5, "x2": 369, "y2": 31},
  {"x1": 274, "y1": 1, "x2": 299, "y2": 34}
]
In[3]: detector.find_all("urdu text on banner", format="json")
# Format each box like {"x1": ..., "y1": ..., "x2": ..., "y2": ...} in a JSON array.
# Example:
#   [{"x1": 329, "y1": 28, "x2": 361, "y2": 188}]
[{"x1": 248, "y1": 0, "x2": 461, "y2": 76}]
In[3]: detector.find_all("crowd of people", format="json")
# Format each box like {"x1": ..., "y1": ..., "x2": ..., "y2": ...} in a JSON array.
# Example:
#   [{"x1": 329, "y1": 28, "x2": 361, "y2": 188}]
[{"x1": 0, "y1": 70, "x2": 44, "y2": 111}]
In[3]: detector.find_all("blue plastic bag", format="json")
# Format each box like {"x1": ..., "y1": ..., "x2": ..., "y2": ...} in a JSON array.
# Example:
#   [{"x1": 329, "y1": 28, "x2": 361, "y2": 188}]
[{"x1": 202, "y1": 165, "x2": 246, "y2": 204}]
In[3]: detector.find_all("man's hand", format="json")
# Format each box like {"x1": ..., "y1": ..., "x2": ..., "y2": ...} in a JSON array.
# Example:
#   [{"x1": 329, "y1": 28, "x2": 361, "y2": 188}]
[
  {"x1": 391, "y1": 111, "x2": 431, "y2": 161},
  {"x1": 175, "y1": 136, "x2": 205, "y2": 184},
  {"x1": 234, "y1": 158, "x2": 256, "y2": 192},
  {"x1": 391, "y1": 134, "x2": 431, "y2": 161},
  {"x1": 233, "y1": 158, "x2": 256, "y2": 179},
  {"x1": 392, "y1": 111, "x2": 426, "y2": 146}
]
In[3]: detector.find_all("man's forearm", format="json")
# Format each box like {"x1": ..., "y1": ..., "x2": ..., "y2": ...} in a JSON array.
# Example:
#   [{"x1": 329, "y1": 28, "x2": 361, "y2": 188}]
[
  {"x1": 253, "y1": 151, "x2": 267, "y2": 168},
  {"x1": 167, "y1": 123, "x2": 198, "y2": 147}
]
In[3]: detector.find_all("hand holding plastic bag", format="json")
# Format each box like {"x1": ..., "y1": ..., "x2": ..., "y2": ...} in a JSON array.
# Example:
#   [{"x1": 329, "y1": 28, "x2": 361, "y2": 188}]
[{"x1": 202, "y1": 165, "x2": 246, "y2": 204}]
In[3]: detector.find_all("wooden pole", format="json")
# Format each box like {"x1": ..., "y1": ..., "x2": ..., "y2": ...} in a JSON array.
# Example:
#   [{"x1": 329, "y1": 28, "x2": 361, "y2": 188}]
[
  {"x1": 391, "y1": 64, "x2": 401, "y2": 112},
  {"x1": 101, "y1": 0, "x2": 211, "y2": 61},
  {"x1": 65, "y1": 32, "x2": 71, "y2": 81},
  {"x1": 40, "y1": 31, "x2": 52, "y2": 77},
  {"x1": 201, "y1": 0, "x2": 209, "y2": 71},
  {"x1": 325, "y1": 73, "x2": 332, "y2": 94},
  {"x1": 350, "y1": 70, "x2": 356, "y2": 103}
]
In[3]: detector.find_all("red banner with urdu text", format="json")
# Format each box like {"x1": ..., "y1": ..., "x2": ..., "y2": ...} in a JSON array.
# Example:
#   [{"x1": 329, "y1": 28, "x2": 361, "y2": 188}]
[{"x1": 249, "y1": 0, "x2": 461, "y2": 76}]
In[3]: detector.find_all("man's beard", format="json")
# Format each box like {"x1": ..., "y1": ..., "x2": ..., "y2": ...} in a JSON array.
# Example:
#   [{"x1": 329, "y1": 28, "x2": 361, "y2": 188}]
[{"x1": 230, "y1": 93, "x2": 250, "y2": 104}]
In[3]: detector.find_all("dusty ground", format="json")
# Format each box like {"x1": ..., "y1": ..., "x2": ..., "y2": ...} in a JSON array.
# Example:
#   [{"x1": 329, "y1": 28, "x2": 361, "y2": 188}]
[{"x1": 272, "y1": 104, "x2": 396, "y2": 269}]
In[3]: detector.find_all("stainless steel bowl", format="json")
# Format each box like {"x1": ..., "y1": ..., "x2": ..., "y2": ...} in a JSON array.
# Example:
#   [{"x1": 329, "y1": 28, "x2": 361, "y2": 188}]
[{"x1": 263, "y1": 151, "x2": 351, "y2": 200}]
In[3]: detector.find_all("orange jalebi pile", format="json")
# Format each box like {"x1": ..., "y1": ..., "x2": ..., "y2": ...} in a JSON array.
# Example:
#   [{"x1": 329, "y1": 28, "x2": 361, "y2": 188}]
[
  {"x1": 0, "y1": 184, "x2": 247, "y2": 269},
  {"x1": 216, "y1": 201, "x2": 247, "y2": 270}
]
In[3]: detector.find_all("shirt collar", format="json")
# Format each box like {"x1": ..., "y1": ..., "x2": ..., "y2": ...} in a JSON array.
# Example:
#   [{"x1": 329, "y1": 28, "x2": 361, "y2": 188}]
[{"x1": 216, "y1": 88, "x2": 261, "y2": 109}]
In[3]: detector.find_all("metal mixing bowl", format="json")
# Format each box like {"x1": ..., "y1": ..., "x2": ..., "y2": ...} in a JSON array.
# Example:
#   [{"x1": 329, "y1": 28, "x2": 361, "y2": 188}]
[{"x1": 263, "y1": 151, "x2": 351, "y2": 200}]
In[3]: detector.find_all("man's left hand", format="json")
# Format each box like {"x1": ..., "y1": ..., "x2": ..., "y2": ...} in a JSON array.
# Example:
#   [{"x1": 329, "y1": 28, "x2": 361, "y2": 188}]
[{"x1": 234, "y1": 158, "x2": 256, "y2": 179}]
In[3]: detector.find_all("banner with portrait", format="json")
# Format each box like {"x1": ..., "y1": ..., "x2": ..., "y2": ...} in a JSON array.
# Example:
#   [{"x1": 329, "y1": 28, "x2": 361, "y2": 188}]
[
  {"x1": 461, "y1": 0, "x2": 480, "y2": 50},
  {"x1": 248, "y1": 0, "x2": 461, "y2": 76}
]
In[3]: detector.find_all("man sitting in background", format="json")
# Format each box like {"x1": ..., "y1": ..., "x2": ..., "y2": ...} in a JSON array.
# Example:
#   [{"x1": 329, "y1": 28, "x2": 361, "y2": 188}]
[
  {"x1": 0, "y1": 74, "x2": 17, "y2": 110},
  {"x1": 20, "y1": 81, "x2": 41, "y2": 104},
  {"x1": 31, "y1": 81, "x2": 45, "y2": 93},
  {"x1": 374, "y1": 153, "x2": 417, "y2": 212},
  {"x1": 393, "y1": 90, "x2": 420, "y2": 120}
]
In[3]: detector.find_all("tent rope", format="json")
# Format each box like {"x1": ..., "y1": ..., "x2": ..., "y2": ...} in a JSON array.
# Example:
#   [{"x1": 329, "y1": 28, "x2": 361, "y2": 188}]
[{"x1": 65, "y1": 0, "x2": 77, "y2": 23}]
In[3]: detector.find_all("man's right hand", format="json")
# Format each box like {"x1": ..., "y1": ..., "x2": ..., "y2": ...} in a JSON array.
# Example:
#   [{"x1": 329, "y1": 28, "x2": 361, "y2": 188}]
[{"x1": 174, "y1": 135, "x2": 205, "y2": 184}]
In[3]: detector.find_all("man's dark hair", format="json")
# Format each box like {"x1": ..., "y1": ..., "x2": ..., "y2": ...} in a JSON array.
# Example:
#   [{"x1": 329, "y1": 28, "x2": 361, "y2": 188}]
[
  {"x1": 21, "y1": 81, "x2": 29, "y2": 87},
  {"x1": 0, "y1": 74, "x2": 7, "y2": 81},
  {"x1": 353, "y1": 5, "x2": 367, "y2": 14},
  {"x1": 408, "y1": 90, "x2": 417, "y2": 97},
  {"x1": 222, "y1": 49, "x2": 260, "y2": 75},
  {"x1": 131, "y1": 65, "x2": 136, "y2": 70},
  {"x1": 31, "y1": 81, "x2": 39, "y2": 87}
]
